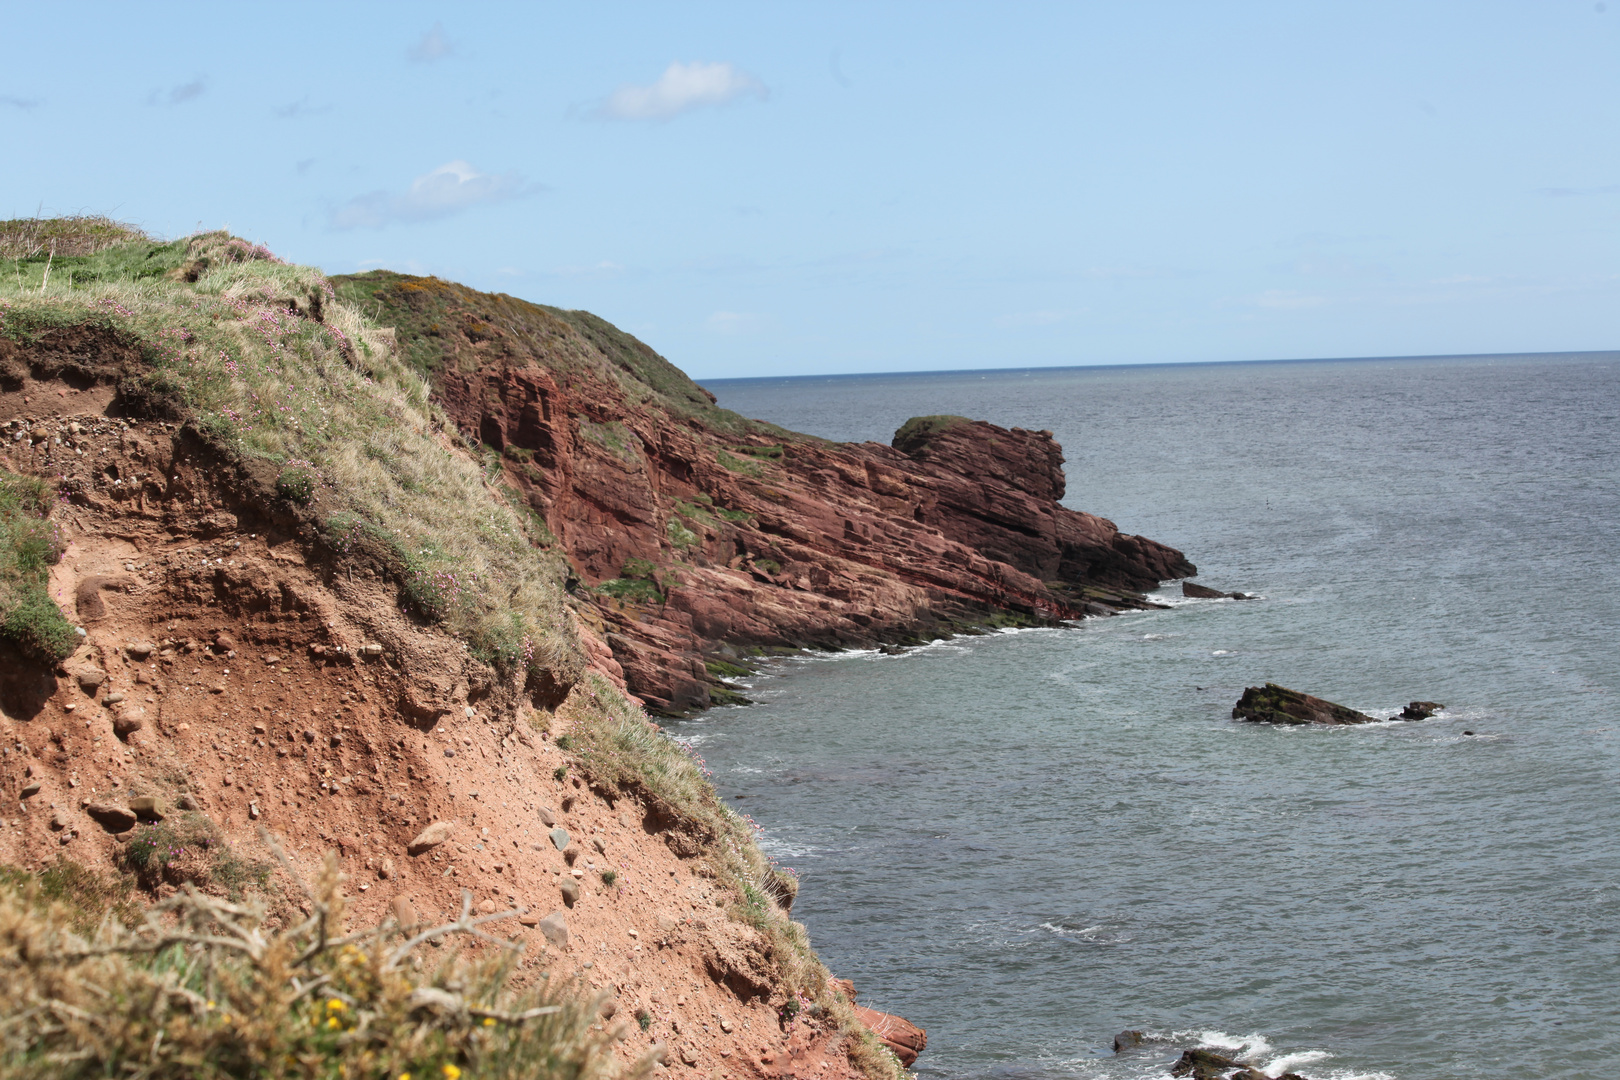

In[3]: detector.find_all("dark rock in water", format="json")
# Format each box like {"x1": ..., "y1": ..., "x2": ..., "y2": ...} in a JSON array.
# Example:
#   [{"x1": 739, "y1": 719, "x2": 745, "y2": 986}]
[
  {"x1": 1170, "y1": 1047, "x2": 1248, "y2": 1079},
  {"x1": 878, "y1": 644, "x2": 908, "y2": 655},
  {"x1": 1232, "y1": 683, "x2": 1377, "y2": 725},
  {"x1": 1182, "y1": 581, "x2": 1252, "y2": 600},
  {"x1": 1112, "y1": 1030, "x2": 1147, "y2": 1053},
  {"x1": 1400, "y1": 700, "x2": 1444, "y2": 720}
]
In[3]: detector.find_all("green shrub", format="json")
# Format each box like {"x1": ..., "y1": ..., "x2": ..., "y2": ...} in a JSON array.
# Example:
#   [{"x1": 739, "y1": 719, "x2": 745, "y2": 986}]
[
  {"x1": 665, "y1": 518, "x2": 699, "y2": 550},
  {"x1": 502, "y1": 444, "x2": 534, "y2": 463},
  {"x1": 620, "y1": 556, "x2": 658, "y2": 581},
  {"x1": 715, "y1": 449, "x2": 764, "y2": 477},
  {"x1": 595, "y1": 577, "x2": 661, "y2": 604},
  {"x1": 0, "y1": 469, "x2": 76, "y2": 662},
  {"x1": 274, "y1": 461, "x2": 321, "y2": 504}
]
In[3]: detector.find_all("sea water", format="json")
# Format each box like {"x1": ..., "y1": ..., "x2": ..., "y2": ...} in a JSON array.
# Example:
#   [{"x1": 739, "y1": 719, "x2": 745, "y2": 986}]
[{"x1": 669, "y1": 355, "x2": 1620, "y2": 1080}]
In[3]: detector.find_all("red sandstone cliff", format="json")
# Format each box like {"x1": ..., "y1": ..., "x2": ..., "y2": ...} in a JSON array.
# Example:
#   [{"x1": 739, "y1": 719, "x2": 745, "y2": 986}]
[{"x1": 333, "y1": 274, "x2": 1196, "y2": 714}]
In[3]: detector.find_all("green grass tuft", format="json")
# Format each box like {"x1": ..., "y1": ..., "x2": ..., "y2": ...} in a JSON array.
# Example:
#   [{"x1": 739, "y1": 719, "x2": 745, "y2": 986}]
[{"x1": 0, "y1": 469, "x2": 77, "y2": 662}]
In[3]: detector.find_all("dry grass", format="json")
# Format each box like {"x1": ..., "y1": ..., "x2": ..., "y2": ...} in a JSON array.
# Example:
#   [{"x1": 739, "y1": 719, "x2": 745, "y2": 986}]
[
  {"x1": 0, "y1": 846, "x2": 646, "y2": 1080},
  {"x1": 0, "y1": 216, "x2": 150, "y2": 260}
]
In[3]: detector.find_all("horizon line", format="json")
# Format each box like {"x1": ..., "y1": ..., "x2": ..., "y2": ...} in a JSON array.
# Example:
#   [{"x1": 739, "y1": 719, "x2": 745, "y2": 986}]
[{"x1": 696, "y1": 348, "x2": 1620, "y2": 384}]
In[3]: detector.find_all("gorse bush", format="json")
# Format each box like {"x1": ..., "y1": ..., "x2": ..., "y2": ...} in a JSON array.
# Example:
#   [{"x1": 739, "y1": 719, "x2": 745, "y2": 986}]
[
  {"x1": 0, "y1": 469, "x2": 77, "y2": 662},
  {"x1": 0, "y1": 852, "x2": 645, "y2": 1080}
]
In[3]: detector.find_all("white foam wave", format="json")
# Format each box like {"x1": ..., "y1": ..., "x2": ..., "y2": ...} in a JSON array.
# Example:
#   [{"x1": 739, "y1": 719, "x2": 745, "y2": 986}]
[
  {"x1": 1263, "y1": 1049, "x2": 1329, "y2": 1075},
  {"x1": 1171, "y1": 1030, "x2": 1273, "y2": 1060}
]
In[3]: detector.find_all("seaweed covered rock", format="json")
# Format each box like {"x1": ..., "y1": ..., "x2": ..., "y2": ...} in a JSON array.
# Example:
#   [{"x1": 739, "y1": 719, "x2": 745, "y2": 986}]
[{"x1": 1232, "y1": 683, "x2": 1377, "y2": 725}]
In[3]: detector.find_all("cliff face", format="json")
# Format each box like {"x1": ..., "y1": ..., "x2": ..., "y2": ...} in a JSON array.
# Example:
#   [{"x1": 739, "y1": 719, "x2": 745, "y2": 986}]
[{"x1": 334, "y1": 273, "x2": 1196, "y2": 714}]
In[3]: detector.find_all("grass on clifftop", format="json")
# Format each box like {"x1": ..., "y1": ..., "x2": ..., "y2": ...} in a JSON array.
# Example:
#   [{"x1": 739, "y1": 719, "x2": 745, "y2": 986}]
[
  {"x1": 330, "y1": 271, "x2": 794, "y2": 439},
  {"x1": 1, "y1": 230, "x2": 579, "y2": 680}
]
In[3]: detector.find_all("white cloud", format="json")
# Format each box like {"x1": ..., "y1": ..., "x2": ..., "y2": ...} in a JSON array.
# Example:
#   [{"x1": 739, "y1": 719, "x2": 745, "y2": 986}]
[
  {"x1": 548, "y1": 260, "x2": 626, "y2": 278},
  {"x1": 148, "y1": 77, "x2": 206, "y2": 106},
  {"x1": 275, "y1": 96, "x2": 332, "y2": 120},
  {"x1": 330, "y1": 160, "x2": 536, "y2": 230},
  {"x1": 706, "y1": 310, "x2": 768, "y2": 334},
  {"x1": 596, "y1": 61, "x2": 766, "y2": 121},
  {"x1": 1253, "y1": 290, "x2": 1328, "y2": 310},
  {"x1": 409, "y1": 23, "x2": 454, "y2": 63}
]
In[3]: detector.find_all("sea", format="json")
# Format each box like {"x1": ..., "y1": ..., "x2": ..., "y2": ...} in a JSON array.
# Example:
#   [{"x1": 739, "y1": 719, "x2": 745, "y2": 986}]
[{"x1": 670, "y1": 354, "x2": 1620, "y2": 1080}]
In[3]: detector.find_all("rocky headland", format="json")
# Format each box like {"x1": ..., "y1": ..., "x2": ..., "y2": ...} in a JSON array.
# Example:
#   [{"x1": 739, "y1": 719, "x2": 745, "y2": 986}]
[{"x1": 332, "y1": 271, "x2": 1196, "y2": 714}]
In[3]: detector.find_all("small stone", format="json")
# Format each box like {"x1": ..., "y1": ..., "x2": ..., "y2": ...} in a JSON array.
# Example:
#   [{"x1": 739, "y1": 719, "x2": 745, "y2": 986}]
[
  {"x1": 177, "y1": 793, "x2": 199, "y2": 810},
  {"x1": 125, "y1": 641, "x2": 155, "y2": 661},
  {"x1": 85, "y1": 803, "x2": 137, "y2": 832},
  {"x1": 329, "y1": 733, "x2": 343, "y2": 748},
  {"x1": 599, "y1": 999, "x2": 618, "y2": 1019},
  {"x1": 519, "y1": 911, "x2": 541, "y2": 927},
  {"x1": 128, "y1": 796, "x2": 165, "y2": 821},
  {"x1": 592, "y1": 836, "x2": 607, "y2": 854},
  {"x1": 104, "y1": 691, "x2": 126, "y2": 705},
  {"x1": 680, "y1": 1047, "x2": 698, "y2": 1066},
  {"x1": 537, "y1": 911, "x2": 569, "y2": 947},
  {"x1": 392, "y1": 895, "x2": 418, "y2": 929},
  {"x1": 248, "y1": 801, "x2": 260, "y2": 820},
  {"x1": 538, "y1": 805, "x2": 556, "y2": 826},
  {"x1": 360, "y1": 642, "x2": 384, "y2": 658},
  {"x1": 252, "y1": 722, "x2": 266, "y2": 735},
  {"x1": 113, "y1": 715, "x2": 143, "y2": 738},
  {"x1": 263, "y1": 655, "x2": 280, "y2": 664},
  {"x1": 214, "y1": 632, "x2": 236, "y2": 653},
  {"x1": 378, "y1": 857, "x2": 396, "y2": 880},
  {"x1": 549, "y1": 826, "x2": 569, "y2": 851},
  {"x1": 20, "y1": 782, "x2": 41, "y2": 799},
  {"x1": 49, "y1": 809, "x2": 68, "y2": 831},
  {"x1": 303, "y1": 729, "x2": 316, "y2": 743},
  {"x1": 559, "y1": 878, "x2": 580, "y2": 906},
  {"x1": 444, "y1": 748, "x2": 455, "y2": 758},
  {"x1": 75, "y1": 668, "x2": 107, "y2": 691},
  {"x1": 408, "y1": 820, "x2": 454, "y2": 856},
  {"x1": 720, "y1": 1019, "x2": 733, "y2": 1033},
  {"x1": 476, "y1": 897, "x2": 498, "y2": 915}
]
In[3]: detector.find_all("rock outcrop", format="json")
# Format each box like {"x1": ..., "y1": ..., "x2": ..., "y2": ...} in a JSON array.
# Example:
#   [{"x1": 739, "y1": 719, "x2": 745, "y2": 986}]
[
  {"x1": 1233, "y1": 684, "x2": 1376, "y2": 725},
  {"x1": 1231, "y1": 683, "x2": 1442, "y2": 725},
  {"x1": 1182, "y1": 582, "x2": 1252, "y2": 600},
  {"x1": 333, "y1": 274, "x2": 1197, "y2": 714}
]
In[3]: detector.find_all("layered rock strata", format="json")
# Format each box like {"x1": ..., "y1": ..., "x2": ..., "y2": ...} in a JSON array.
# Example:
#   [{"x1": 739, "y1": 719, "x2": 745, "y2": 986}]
[{"x1": 334, "y1": 274, "x2": 1197, "y2": 714}]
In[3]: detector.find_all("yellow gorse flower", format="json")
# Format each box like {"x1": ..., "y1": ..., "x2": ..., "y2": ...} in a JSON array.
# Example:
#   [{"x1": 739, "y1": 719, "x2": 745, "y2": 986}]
[
  {"x1": 327, "y1": 999, "x2": 348, "y2": 1012},
  {"x1": 442, "y1": 1065, "x2": 462, "y2": 1080},
  {"x1": 482, "y1": 1017, "x2": 495, "y2": 1027}
]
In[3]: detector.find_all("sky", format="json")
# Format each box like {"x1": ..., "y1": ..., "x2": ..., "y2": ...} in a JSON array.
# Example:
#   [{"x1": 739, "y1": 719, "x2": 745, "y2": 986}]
[{"x1": 2, "y1": 1, "x2": 1617, "y2": 379}]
